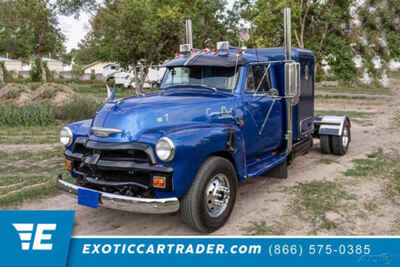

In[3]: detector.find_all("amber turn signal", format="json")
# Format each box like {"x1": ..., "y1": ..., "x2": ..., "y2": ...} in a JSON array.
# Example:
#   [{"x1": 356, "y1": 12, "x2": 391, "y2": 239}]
[
  {"x1": 153, "y1": 176, "x2": 166, "y2": 189},
  {"x1": 65, "y1": 160, "x2": 72, "y2": 169}
]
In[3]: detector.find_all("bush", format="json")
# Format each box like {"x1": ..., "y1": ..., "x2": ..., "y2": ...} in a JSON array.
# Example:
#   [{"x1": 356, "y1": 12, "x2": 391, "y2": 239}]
[
  {"x1": 43, "y1": 62, "x2": 54, "y2": 82},
  {"x1": 0, "y1": 104, "x2": 55, "y2": 127},
  {"x1": 0, "y1": 96, "x2": 102, "y2": 127},
  {"x1": 6, "y1": 88, "x2": 20, "y2": 99},
  {"x1": 54, "y1": 96, "x2": 102, "y2": 122},
  {"x1": 90, "y1": 70, "x2": 96, "y2": 81},
  {"x1": 0, "y1": 62, "x2": 11, "y2": 82},
  {"x1": 30, "y1": 58, "x2": 42, "y2": 82}
]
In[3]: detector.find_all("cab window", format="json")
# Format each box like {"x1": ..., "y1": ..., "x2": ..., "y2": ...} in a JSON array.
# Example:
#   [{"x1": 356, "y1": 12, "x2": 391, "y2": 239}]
[{"x1": 245, "y1": 65, "x2": 272, "y2": 93}]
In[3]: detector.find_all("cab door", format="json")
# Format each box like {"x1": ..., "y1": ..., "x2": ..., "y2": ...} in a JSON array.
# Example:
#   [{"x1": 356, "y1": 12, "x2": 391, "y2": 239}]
[{"x1": 241, "y1": 64, "x2": 284, "y2": 162}]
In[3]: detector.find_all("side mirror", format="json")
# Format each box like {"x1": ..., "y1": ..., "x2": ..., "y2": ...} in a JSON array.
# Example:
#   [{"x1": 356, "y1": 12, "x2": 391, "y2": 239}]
[{"x1": 285, "y1": 62, "x2": 300, "y2": 104}]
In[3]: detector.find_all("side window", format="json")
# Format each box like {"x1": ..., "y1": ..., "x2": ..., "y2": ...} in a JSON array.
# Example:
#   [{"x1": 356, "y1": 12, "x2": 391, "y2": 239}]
[
  {"x1": 246, "y1": 65, "x2": 272, "y2": 93},
  {"x1": 246, "y1": 67, "x2": 255, "y2": 92},
  {"x1": 305, "y1": 65, "x2": 309, "y2": 80}
]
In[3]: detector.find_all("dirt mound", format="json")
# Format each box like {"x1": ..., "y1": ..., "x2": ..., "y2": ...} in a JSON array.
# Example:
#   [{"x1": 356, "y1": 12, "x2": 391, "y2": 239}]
[
  {"x1": 31, "y1": 83, "x2": 75, "y2": 106},
  {"x1": 0, "y1": 83, "x2": 77, "y2": 106},
  {"x1": 0, "y1": 83, "x2": 32, "y2": 106}
]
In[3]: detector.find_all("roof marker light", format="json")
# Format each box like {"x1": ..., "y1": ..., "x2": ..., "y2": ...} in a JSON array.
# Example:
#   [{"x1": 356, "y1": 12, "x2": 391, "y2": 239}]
[
  {"x1": 175, "y1": 53, "x2": 180, "y2": 58},
  {"x1": 179, "y1": 44, "x2": 192, "y2": 54},
  {"x1": 217, "y1": 41, "x2": 230, "y2": 50}
]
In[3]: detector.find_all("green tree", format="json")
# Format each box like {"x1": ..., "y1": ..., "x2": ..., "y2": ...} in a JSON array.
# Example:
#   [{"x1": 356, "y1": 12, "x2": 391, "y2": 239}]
[
  {"x1": 0, "y1": 0, "x2": 65, "y2": 59},
  {"x1": 0, "y1": 0, "x2": 65, "y2": 81},
  {"x1": 82, "y1": 0, "x2": 230, "y2": 95},
  {"x1": 236, "y1": 0, "x2": 356, "y2": 81},
  {"x1": 354, "y1": 0, "x2": 400, "y2": 83}
]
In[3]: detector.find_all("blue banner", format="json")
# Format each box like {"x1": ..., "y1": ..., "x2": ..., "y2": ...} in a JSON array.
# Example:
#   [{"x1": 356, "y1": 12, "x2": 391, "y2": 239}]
[
  {"x1": 0, "y1": 210, "x2": 74, "y2": 267},
  {"x1": 66, "y1": 237, "x2": 398, "y2": 266},
  {"x1": 0, "y1": 210, "x2": 399, "y2": 267}
]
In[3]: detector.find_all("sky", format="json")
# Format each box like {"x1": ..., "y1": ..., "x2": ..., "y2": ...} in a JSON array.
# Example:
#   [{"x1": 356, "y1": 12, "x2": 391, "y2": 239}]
[
  {"x1": 59, "y1": 0, "x2": 236, "y2": 52},
  {"x1": 58, "y1": 13, "x2": 91, "y2": 52}
]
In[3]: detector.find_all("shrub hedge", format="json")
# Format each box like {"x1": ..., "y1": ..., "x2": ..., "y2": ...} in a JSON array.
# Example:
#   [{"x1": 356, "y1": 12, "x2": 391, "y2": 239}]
[{"x1": 0, "y1": 97, "x2": 102, "y2": 127}]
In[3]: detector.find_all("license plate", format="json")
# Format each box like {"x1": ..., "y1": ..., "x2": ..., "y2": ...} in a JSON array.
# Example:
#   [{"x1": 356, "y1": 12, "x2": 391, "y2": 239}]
[{"x1": 78, "y1": 188, "x2": 99, "y2": 209}]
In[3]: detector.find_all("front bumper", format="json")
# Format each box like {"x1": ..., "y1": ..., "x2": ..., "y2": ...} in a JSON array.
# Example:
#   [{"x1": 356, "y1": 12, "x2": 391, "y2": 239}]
[{"x1": 57, "y1": 176, "x2": 180, "y2": 214}]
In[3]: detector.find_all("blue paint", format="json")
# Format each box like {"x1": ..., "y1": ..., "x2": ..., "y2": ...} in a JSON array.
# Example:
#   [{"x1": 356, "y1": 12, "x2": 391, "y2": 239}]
[{"x1": 63, "y1": 47, "x2": 315, "y2": 199}]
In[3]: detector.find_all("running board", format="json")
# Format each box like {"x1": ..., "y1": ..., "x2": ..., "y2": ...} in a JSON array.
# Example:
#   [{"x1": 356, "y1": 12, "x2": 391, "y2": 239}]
[{"x1": 247, "y1": 154, "x2": 287, "y2": 178}]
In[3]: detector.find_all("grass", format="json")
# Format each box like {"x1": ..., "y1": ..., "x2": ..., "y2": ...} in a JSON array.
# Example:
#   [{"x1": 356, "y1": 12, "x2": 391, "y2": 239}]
[
  {"x1": 0, "y1": 126, "x2": 59, "y2": 144},
  {"x1": 292, "y1": 180, "x2": 354, "y2": 231},
  {"x1": 242, "y1": 221, "x2": 284, "y2": 235},
  {"x1": 319, "y1": 158, "x2": 337, "y2": 165},
  {"x1": 344, "y1": 149, "x2": 388, "y2": 177},
  {"x1": 0, "y1": 97, "x2": 101, "y2": 127},
  {"x1": 388, "y1": 71, "x2": 400, "y2": 79},
  {"x1": 316, "y1": 86, "x2": 392, "y2": 95},
  {"x1": 315, "y1": 110, "x2": 376, "y2": 118},
  {"x1": 67, "y1": 82, "x2": 158, "y2": 100},
  {"x1": 344, "y1": 149, "x2": 400, "y2": 199},
  {"x1": 0, "y1": 146, "x2": 68, "y2": 207},
  {"x1": 0, "y1": 104, "x2": 55, "y2": 127},
  {"x1": 54, "y1": 96, "x2": 102, "y2": 122},
  {"x1": 315, "y1": 94, "x2": 379, "y2": 101},
  {"x1": 68, "y1": 82, "x2": 137, "y2": 99}
]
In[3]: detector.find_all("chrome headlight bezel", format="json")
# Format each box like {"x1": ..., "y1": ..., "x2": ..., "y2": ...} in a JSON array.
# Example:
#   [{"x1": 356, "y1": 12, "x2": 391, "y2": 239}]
[
  {"x1": 156, "y1": 137, "x2": 175, "y2": 162},
  {"x1": 60, "y1": 127, "x2": 73, "y2": 147}
]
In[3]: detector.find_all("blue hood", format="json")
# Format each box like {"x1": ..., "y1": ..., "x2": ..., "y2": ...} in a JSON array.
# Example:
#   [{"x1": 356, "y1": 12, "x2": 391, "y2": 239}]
[{"x1": 90, "y1": 90, "x2": 235, "y2": 142}]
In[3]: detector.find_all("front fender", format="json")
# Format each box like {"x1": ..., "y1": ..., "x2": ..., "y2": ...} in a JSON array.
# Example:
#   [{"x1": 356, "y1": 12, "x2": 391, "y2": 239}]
[
  {"x1": 138, "y1": 123, "x2": 246, "y2": 198},
  {"x1": 65, "y1": 119, "x2": 92, "y2": 149}
]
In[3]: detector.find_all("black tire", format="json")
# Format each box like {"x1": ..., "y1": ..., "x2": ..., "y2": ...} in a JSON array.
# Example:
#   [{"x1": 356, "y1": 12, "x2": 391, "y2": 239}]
[
  {"x1": 331, "y1": 121, "x2": 351, "y2": 156},
  {"x1": 180, "y1": 156, "x2": 238, "y2": 233},
  {"x1": 320, "y1": 135, "x2": 332, "y2": 154}
]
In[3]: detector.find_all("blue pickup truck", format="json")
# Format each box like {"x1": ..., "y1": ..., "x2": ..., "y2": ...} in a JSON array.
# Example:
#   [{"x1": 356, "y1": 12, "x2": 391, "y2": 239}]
[{"x1": 57, "y1": 23, "x2": 351, "y2": 232}]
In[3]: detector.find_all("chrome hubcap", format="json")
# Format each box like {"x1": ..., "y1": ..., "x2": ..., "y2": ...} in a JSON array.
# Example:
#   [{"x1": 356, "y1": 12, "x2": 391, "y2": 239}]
[
  {"x1": 342, "y1": 127, "x2": 349, "y2": 148},
  {"x1": 205, "y1": 174, "x2": 230, "y2": 218}
]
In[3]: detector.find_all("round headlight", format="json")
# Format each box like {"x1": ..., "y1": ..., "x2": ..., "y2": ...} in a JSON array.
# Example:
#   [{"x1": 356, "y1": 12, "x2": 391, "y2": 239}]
[
  {"x1": 156, "y1": 137, "x2": 175, "y2": 162},
  {"x1": 60, "y1": 127, "x2": 73, "y2": 147}
]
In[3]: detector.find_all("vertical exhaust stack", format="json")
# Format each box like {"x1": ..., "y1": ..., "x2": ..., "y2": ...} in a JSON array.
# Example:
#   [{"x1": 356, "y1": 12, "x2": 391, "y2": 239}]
[
  {"x1": 284, "y1": 7, "x2": 293, "y2": 157},
  {"x1": 185, "y1": 19, "x2": 193, "y2": 48},
  {"x1": 284, "y1": 8, "x2": 292, "y2": 61}
]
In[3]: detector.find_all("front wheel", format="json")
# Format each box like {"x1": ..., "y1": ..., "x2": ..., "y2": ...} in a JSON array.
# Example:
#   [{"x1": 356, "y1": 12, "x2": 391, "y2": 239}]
[{"x1": 180, "y1": 156, "x2": 238, "y2": 233}]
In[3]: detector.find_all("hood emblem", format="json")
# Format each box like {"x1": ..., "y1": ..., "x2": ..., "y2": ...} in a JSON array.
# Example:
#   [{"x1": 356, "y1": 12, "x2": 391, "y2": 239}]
[{"x1": 91, "y1": 127, "x2": 122, "y2": 138}]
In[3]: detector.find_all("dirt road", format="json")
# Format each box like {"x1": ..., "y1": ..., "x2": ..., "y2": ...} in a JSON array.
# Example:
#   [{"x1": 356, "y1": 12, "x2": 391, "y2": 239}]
[{"x1": 17, "y1": 77, "x2": 400, "y2": 236}]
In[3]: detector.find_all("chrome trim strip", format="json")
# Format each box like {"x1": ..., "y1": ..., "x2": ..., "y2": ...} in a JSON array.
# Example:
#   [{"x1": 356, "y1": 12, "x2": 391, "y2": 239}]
[
  {"x1": 91, "y1": 127, "x2": 122, "y2": 138},
  {"x1": 259, "y1": 99, "x2": 276, "y2": 135},
  {"x1": 57, "y1": 178, "x2": 179, "y2": 214}
]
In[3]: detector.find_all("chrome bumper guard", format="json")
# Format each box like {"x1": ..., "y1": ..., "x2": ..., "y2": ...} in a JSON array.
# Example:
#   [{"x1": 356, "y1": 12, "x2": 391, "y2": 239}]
[{"x1": 57, "y1": 177, "x2": 179, "y2": 214}]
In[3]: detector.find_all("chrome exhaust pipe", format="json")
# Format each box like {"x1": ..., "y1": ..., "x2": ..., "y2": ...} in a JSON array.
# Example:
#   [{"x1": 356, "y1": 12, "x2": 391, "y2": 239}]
[
  {"x1": 284, "y1": 8, "x2": 293, "y2": 156},
  {"x1": 185, "y1": 19, "x2": 193, "y2": 48},
  {"x1": 284, "y1": 8, "x2": 292, "y2": 61}
]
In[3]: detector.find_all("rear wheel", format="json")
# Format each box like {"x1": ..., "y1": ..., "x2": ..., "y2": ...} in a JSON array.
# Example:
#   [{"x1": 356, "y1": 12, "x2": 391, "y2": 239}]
[
  {"x1": 320, "y1": 135, "x2": 332, "y2": 154},
  {"x1": 180, "y1": 156, "x2": 237, "y2": 233},
  {"x1": 331, "y1": 121, "x2": 351, "y2": 155}
]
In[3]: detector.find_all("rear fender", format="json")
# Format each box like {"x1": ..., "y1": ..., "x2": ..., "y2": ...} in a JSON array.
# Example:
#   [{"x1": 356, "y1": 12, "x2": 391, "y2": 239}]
[{"x1": 315, "y1": 115, "x2": 350, "y2": 136}]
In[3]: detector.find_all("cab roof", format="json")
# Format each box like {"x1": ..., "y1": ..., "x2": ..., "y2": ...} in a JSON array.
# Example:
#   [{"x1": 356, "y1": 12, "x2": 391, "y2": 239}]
[{"x1": 162, "y1": 47, "x2": 314, "y2": 68}]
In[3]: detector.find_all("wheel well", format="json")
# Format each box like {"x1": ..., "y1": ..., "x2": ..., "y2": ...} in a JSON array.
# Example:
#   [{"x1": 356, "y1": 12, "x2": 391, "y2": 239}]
[{"x1": 209, "y1": 151, "x2": 238, "y2": 179}]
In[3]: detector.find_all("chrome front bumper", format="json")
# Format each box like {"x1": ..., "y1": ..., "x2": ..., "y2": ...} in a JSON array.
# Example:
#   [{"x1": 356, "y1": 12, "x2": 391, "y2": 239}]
[{"x1": 57, "y1": 177, "x2": 180, "y2": 214}]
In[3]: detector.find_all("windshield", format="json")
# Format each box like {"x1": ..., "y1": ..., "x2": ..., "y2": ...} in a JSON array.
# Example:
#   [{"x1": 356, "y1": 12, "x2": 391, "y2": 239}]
[{"x1": 160, "y1": 66, "x2": 238, "y2": 91}]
